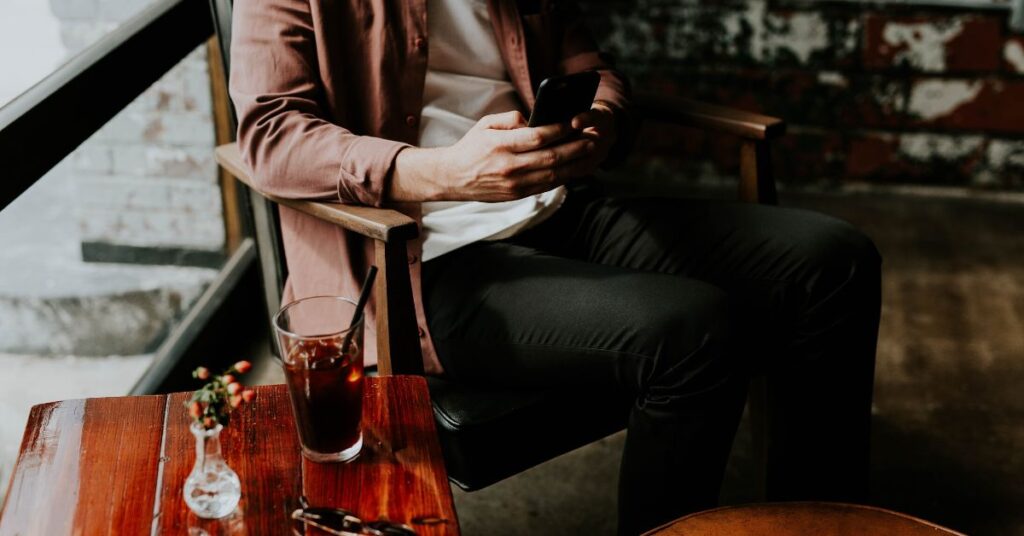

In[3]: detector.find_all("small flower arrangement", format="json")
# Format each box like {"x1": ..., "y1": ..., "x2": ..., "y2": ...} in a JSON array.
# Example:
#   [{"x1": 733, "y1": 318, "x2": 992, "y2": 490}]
[{"x1": 186, "y1": 360, "x2": 256, "y2": 429}]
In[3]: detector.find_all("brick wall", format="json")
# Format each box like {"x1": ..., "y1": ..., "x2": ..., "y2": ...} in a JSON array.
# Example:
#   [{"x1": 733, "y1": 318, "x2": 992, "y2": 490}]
[
  {"x1": 51, "y1": 0, "x2": 224, "y2": 264},
  {"x1": 583, "y1": 0, "x2": 1024, "y2": 191}
]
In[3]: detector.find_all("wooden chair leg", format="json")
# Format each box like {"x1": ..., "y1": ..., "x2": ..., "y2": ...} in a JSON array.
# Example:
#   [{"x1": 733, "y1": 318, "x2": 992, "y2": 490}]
[
  {"x1": 739, "y1": 139, "x2": 778, "y2": 499},
  {"x1": 739, "y1": 140, "x2": 779, "y2": 206},
  {"x1": 373, "y1": 239, "x2": 424, "y2": 376}
]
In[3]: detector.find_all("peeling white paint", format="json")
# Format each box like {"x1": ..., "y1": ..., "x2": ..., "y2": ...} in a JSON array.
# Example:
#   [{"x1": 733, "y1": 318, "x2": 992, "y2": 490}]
[
  {"x1": 720, "y1": 0, "x2": 832, "y2": 65},
  {"x1": 973, "y1": 139, "x2": 1024, "y2": 185},
  {"x1": 871, "y1": 81, "x2": 905, "y2": 111},
  {"x1": 882, "y1": 19, "x2": 964, "y2": 72},
  {"x1": 721, "y1": 0, "x2": 766, "y2": 61},
  {"x1": 603, "y1": 13, "x2": 659, "y2": 59},
  {"x1": 986, "y1": 139, "x2": 1024, "y2": 168},
  {"x1": 899, "y1": 133, "x2": 983, "y2": 161},
  {"x1": 1003, "y1": 40, "x2": 1024, "y2": 74},
  {"x1": 907, "y1": 79, "x2": 982, "y2": 120},
  {"x1": 765, "y1": 11, "x2": 830, "y2": 64},
  {"x1": 817, "y1": 71, "x2": 849, "y2": 88}
]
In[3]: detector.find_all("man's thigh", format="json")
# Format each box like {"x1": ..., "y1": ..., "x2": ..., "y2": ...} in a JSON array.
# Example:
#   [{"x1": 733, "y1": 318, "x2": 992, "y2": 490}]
[
  {"x1": 509, "y1": 189, "x2": 881, "y2": 369},
  {"x1": 421, "y1": 241, "x2": 731, "y2": 394},
  {"x1": 513, "y1": 188, "x2": 878, "y2": 287}
]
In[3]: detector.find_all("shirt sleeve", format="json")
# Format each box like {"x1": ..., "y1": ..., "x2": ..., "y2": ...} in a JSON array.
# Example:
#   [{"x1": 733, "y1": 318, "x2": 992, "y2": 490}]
[{"x1": 229, "y1": 0, "x2": 409, "y2": 207}]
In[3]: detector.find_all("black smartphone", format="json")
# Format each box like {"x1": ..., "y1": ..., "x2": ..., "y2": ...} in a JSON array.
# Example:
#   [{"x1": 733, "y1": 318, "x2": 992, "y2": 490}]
[{"x1": 527, "y1": 71, "x2": 601, "y2": 128}]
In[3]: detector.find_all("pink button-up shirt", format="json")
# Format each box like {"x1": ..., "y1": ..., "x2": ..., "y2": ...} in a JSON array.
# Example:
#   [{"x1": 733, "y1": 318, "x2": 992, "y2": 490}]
[{"x1": 229, "y1": 0, "x2": 630, "y2": 373}]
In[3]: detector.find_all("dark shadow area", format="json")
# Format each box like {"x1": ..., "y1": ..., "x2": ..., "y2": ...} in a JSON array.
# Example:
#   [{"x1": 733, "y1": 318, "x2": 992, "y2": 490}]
[{"x1": 787, "y1": 191, "x2": 1024, "y2": 536}]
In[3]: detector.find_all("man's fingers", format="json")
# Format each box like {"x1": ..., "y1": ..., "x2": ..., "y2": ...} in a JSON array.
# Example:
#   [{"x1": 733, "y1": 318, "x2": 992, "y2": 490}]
[
  {"x1": 478, "y1": 111, "x2": 528, "y2": 130},
  {"x1": 511, "y1": 152, "x2": 599, "y2": 196},
  {"x1": 501, "y1": 123, "x2": 574, "y2": 152},
  {"x1": 551, "y1": 153, "x2": 599, "y2": 181},
  {"x1": 506, "y1": 138, "x2": 594, "y2": 173},
  {"x1": 571, "y1": 110, "x2": 599, "y2": 130},
  {"x1": 512, "y1": 168, "x2": 568, "y2": 197}
]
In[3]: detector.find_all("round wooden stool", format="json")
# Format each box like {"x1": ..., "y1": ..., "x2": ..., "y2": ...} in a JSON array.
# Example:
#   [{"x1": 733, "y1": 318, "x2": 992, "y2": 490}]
[{"x1": 644, "y1": 502, "x2": 965, "y2": 536}]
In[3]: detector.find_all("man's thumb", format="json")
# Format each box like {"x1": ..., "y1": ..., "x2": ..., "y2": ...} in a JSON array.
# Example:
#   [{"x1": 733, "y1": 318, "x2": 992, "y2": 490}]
[{"x1": 479, "y1": 110, "x2": 527, "y2": 130}]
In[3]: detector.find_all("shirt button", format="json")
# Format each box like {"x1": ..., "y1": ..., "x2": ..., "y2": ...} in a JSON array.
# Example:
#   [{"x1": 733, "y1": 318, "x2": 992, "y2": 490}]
[
  {"x1": 418, "y1": 326, "x2": 426, "y2": 338},
  {"x1": 407, "y1": 254, "x2": 418, "y2": 264},
  {"x1": 414, "y1": 37, "x2": 426, "y2": 50},
  {"x1": 405, "y1": 114, "x2": 417, "y2": 127}
]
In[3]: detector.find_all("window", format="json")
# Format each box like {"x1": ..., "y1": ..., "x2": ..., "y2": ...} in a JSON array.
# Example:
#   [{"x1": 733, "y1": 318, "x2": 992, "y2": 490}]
[
  {"x1": 0, "y1": 0, "x2": 237, "y2": 496},
  {"x1": 0, "y1": 0, "x2": 163, "y2": 108}
]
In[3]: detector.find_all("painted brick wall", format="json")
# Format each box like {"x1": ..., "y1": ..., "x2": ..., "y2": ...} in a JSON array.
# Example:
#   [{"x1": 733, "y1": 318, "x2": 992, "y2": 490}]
[
  {"x1": 582, "y1": 0, "x2": 1024, "y2": 190},
  {"x1": 51, "y1": 0, "x2": 224, "y2": 262},
  {"x1": 76, "y1": 49, "x2": 223, "y2": 254}
]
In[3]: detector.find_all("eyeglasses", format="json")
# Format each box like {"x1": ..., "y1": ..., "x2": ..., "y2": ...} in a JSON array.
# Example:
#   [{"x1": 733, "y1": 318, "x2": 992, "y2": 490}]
[{"x1": 290, "y1": 496, "x2": 418, "y2": 536}]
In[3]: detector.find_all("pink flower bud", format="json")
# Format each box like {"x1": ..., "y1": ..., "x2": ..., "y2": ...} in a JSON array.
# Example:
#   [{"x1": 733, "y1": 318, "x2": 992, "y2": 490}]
[
  {"x1": 194, "y1": 367, "x2": 210, "y2": 380},
  {"x1": 230, "y1": 394, "x2": 243, "y2": 408},
  {"x1": 241, "y1": 389, "x2": 256, "y2": 403},
  {"x1": 188, "y1": 401, "x2": 202, "y2": 419},
  {"x1": 227, "y1": 382, "x2": 243, "y2": 395},
  {"x1": 234, "y1": 360, "x2": 253, "y2": 374}
]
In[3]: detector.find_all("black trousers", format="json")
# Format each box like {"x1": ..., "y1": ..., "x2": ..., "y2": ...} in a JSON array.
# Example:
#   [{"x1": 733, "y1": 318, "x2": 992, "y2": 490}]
[{"x1": 421, "y1": 186, "x2": 881, "y2": 535}]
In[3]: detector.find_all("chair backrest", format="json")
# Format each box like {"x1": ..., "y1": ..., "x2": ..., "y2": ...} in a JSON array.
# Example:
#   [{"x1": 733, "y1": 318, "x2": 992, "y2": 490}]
[{"x1": 208, "y1": 0, "x2": 290, "y2": 335}]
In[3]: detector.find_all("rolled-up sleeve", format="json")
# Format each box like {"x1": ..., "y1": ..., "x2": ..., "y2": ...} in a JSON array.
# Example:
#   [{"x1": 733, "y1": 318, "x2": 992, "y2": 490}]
[{"x1": 229, "y1": 0, "x2": 408, "y2": 206}]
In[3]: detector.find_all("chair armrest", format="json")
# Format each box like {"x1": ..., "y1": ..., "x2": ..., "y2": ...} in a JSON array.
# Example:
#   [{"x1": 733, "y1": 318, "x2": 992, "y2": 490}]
[
  {"x1": 215, "y1": 143, "x2": 418, "y2": 242},
  {"x1": 633, "y1": 90, "x2": 786, "y2": 141}
]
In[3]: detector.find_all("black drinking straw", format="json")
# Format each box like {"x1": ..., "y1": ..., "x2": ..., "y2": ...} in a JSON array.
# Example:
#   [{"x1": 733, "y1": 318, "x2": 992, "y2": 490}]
[{"x1": 340, "y1": 265, "x2": 377, "y2": 356}]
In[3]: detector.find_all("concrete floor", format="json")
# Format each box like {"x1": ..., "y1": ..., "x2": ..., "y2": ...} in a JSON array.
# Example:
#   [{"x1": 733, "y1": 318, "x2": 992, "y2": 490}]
[{"x1": 439, "y1": 190, "x2": 1024, "y2": 536}]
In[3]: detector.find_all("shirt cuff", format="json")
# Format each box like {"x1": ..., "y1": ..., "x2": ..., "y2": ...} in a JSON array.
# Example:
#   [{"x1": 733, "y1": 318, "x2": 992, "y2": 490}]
[{"x1": 336, "y1": 135, "x2": 412, "y2": 207}]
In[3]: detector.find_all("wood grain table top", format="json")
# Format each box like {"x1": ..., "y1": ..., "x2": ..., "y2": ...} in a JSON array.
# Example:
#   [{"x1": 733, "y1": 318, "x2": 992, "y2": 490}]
[{"x1": 0, "y1": 376, "x2": 459, "y2": 535}]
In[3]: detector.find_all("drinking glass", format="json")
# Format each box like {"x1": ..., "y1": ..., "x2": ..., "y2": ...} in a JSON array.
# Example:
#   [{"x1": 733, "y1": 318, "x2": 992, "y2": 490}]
[{"x1": 273, "y1": 296, "x2": 364, "y2": 463}]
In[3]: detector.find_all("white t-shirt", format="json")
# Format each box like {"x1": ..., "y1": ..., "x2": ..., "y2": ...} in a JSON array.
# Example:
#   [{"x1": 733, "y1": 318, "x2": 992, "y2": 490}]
[{"x1": 418, "y1": 0, "x2": 566, "y2": 262}]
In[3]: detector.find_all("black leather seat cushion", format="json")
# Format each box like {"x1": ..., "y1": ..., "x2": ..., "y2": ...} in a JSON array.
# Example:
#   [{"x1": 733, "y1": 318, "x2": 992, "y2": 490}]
[{"x1": 427, "y1": 376, "x2": 630, "y2": 491}]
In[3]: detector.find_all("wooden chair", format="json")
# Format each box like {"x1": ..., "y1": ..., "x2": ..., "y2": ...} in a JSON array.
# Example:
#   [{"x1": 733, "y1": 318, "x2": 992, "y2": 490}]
[
  {"x1": 642, "y1": 502, "x2": 966, "y2": 536},
  {"x1": 208, "y1": 0, "x2": 784, "y2": 492}
]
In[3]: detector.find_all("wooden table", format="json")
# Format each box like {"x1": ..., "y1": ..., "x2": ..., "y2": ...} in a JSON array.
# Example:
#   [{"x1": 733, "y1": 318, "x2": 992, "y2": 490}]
[{"x1": 0, "y1": 376, "x2": 459, "y2": 535}]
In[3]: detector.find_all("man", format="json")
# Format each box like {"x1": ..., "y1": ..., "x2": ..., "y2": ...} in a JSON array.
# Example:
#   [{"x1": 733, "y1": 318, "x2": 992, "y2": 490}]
[{"x1": 230, "y1": 0, "x2": 881, "y2": 533}]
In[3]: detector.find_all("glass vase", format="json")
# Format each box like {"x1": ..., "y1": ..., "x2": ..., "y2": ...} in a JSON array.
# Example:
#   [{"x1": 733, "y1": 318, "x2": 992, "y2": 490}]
[{"x1": 184, "y1": 422, "x2": 241, "y2": 519}]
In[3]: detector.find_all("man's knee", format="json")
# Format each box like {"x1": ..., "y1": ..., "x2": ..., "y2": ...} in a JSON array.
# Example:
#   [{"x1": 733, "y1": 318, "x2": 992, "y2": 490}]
[
  {"x1": 836, "y1": 220, "x2": 882, "y2": 274},
  {"x1": 799, "y1": 215, "x2": 881, "y2": 294},
  {"x1": 628, "y1": 279, "x2": 735, "y2": 397},
  {"x1": 789, "y1": 216, "x2": 881, "y2": 369}
]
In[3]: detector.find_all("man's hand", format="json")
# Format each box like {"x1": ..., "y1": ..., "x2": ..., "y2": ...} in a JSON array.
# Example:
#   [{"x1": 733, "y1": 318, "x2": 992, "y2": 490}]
[
  {"x1": 389, "y1": 111, "x2": 596, "y2": 202},
  {"x1": 569, "y1": 102, "x2": 618, "y2": 172}
]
